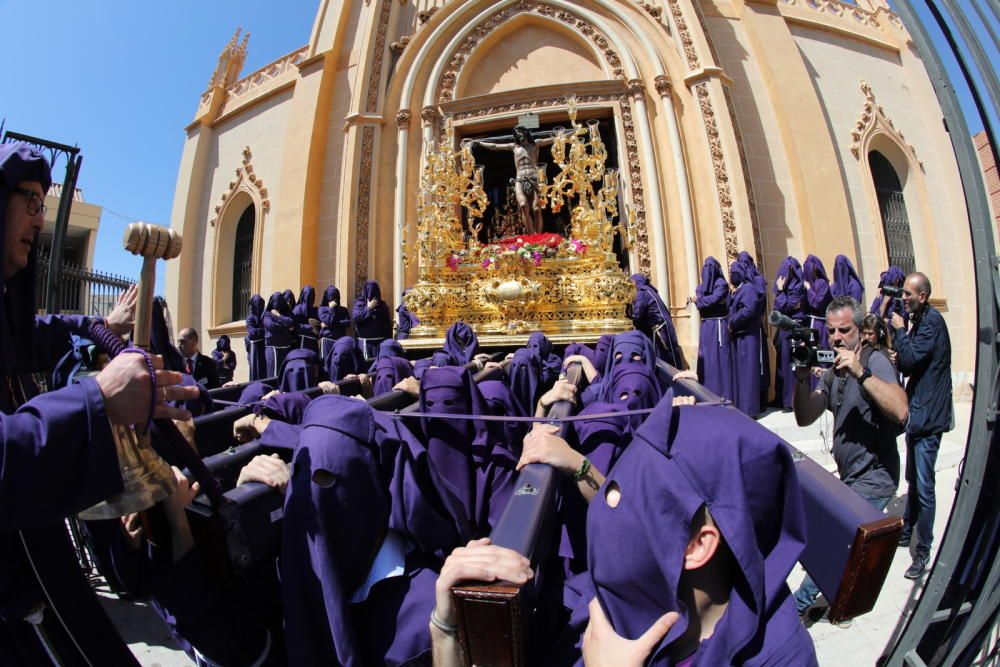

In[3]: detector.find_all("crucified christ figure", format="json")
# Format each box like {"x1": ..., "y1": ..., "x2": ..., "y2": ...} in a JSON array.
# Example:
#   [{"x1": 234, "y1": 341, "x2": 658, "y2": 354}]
[{"x1": 474, "y1": 125, "x2": 555, "y2": 235}]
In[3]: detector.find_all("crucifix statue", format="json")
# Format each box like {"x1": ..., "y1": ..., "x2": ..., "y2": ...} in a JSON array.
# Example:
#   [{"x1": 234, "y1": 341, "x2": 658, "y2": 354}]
[{"x1": 473, "y1": 125, "x2": 555, "y2": 235}]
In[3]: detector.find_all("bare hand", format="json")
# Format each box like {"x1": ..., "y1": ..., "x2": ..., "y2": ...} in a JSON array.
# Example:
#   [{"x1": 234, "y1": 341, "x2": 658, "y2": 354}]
[
  {"x1": 834, "y1": 347, "x2": 863, "y2": 379},
  {"x1": 890, "y1": 312, "x2": 905, "y2": 331},
  {"x1": 776, "y1": 276, "x2": 785, "y2": 292},
  {"x1": 261, "y1": 389, "x2": 281, "y2": 401},
  {"x1": 318, "y1": 381, "x2": 340, "y2": 395},
  {"x1": 121, "y1": 513, "x2": 145, "y2": 550},
  {"x1": 104, "y1": 284, "x2": 138, "y2": 336},
  {"x1": 888, "y1": 349, "x2": 898, "y2": 366},
  {"x1": 236, "y1": 454, "x2": 290, "y2": 493},
  {"x1": 434, "y1": 538, "x2": 533, "y2": 627},
  {"x1": 673, "y1": 369, "x2": 698, "y2": 382},
  {"x1": 367, "y1": 298, "x2": 379, "y2": 309},
  {"x1": 583, "y1": 597, "x2": 679, "y2": 667},
  {"x1": 518, "y1": 423, "x2": 582, "y2": 474},
  {"x1": 394, "y1": 376, "x2": 420, "y2": 397},
  {"x1": 563, "y1": 354, "x2": 598, "y2": 381},
  {"x1": 671, "y1": 395, "x2": 695, "y2": 406},
  {"x1": 538, "y1": 379, "x2": 577, "y2": 411},
  {"x1": 233, "y1": 413, "x2": 267, "y2": 443},
  {"x1": 804, "y1": 280, "x2": 811, "y2": 290},
  {"x1": 163, "y1": 466, "x2": 200, "y2": 518},
  {"x1": 96, "y1": 353, "x2": 198, "y2": 425}
]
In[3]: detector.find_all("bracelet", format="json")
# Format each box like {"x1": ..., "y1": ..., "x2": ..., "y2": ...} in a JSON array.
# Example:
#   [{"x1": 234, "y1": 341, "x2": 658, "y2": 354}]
[
  {"x1": 573, "y1": 457, "x2": 592, "y2": 481},
  {"x1": 430, "y1": 610, "x2": 458, "y2": 634}
]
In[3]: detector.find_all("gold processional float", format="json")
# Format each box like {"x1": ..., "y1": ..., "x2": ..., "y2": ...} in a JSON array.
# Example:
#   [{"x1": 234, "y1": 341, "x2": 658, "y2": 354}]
[{"x1": 403, "y1": 95, "x2": 636, "y2": 344}]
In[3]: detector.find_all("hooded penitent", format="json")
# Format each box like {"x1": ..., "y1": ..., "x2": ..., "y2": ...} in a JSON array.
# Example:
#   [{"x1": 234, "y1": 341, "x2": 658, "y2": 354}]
[
  {"x1": 318, "y1": 285, "x2": 351, "y2": 357},
  {"x1": 293, "y1": 285, "x2": 319, "y2": 353},
  {"x1": 629, "y1": 274, "x2": 681, "y2": 368},
  {"x1": 211, "y1": 334, "x2": 236, "y2": 383},
  {"x1": 372, "y1": 356, "x2": 414, "y2": 396},
  {"x1": 507, "y1": 348, "x2": 543, "y2": 415},
  {"x1": 727, "y1": 261, "x2": 763, "y2": 418},
  {"x1": 325, "y1": 336, "x2": 364, "y2": 381},
  {"x1": 526, "y1": 331, "x2": 562, "y2": 385},
  {"x1": 352, "y1": 280, "x2": 393, "y2": 345},
  {"x1": 443, "y1": 321, "x2": 479, "y2": 365},
  {"x1": 802, "y1": 254, "x2": 832, "y2": 349},
  {"x1": 695, "y1": 257, "x2": 733, "y2": 401},
  {"x1": 245, "y1": 294, "x2": 267, "y2": 380},
  {"x1": 869, "y1": 265, "x2": 908, "y2": 328},
  {"x1": 579, "y1": 395, "x2": 814, "y2": 665},
  {"x1": 773, "y1": 257, "x2": 806, "y2": 410},
  {"x1": 582, "y1": 330, "x2": 657, "y2": 406},
  {"x1": 263, "y1": 292, "x2": 295, "y2": 376},
  {"x1": 736, "y1": 252, "x2": 770, "y2": 399},
  {"x1": 831, "y1": 255, "x2": 864, "y2": 303}
]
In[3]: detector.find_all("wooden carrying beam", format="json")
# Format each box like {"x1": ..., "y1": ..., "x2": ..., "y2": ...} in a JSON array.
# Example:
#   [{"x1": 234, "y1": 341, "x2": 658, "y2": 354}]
[
  {"x1": 451, "y1": 364, "x2": 585, "y2": 667},
  {"x1": 655, "y1": 360, "x2": 902, "y2": 622}
]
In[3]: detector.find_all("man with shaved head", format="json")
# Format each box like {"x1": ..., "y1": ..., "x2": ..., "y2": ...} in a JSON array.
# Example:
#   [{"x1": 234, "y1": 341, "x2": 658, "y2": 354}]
[
  {"x1": 890, "y1": 271, "x2": 953, "y2": 580},
  {"x1": 177, "y1": 327, "x2": 220, "y2": 389}
]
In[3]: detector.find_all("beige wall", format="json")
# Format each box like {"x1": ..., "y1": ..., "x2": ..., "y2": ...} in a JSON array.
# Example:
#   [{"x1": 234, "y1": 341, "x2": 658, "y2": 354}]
[{"x1": 169, "y1": 0, "x2": 978, "y2": 384}]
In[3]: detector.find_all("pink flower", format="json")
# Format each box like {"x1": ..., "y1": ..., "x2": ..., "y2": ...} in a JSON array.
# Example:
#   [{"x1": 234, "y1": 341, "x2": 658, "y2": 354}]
[
  {"x1": 482, "y1": 258, "x2": 492, "y2": 268},
  {"x1": 447, "y1": 255, "x2": 460, "y2": 271}
]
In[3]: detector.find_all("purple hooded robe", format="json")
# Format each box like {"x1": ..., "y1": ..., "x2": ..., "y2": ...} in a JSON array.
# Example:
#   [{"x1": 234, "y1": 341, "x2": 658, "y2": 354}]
[
  {"x1": 562, "y1": 396, "x2": 815, "y2": 666},
  {"x1": 869, "y1": 265, "x2": 909, "y2": 329},
  {"x1": 325, "y1": 336, "x2": 365, "y2": 381},
  {"x1": 396, "y1": 288, "x2": 419, "y2": 339},
  {"x1": 211, "y1": 334, "x2": 237, "y2": 384},
  {"x1": 293, "y1": 285, "x2": 319, "y2": 353},
  {"x1": 263, "y1": 291, "x2": 295, "y2": 376},
  {"x1": 736, "y1": 252, "x2": 770, "y2": 401},
  {"x1": 831, "y1": 255, "x2": 864, "y2": 303},
  {"x1": 773, "y1": 257, "x2": 806, "y2": 410},
  {"x1": 527, "y1": 331, "x2": 562, "y2": 385},
  {"x1": 245, "y1": 294, "x2": 267, "y2": 380},
  {"x1": 0, "y1": 143, "x2": 139, "y2": 665},
  {"x1": 352, "y1": 281, "x2": 393, "y2": 359},
  {"x1": 802, "y1": 254, "x2": 832, "y2": 350},
  {"x1": 630, "y1": 274, "x2": 682, "y2": 367},
  {"x1": 728, "y1": 262, "x2": 763, "y2": 417},
  {"x1": 318, "y1": 285, "x2": 351, "y2": 358},
  {"x1": 372, "y1": 356, "x2": 414, "y2": 396},
  {"x1": 695, "y1": 257, "x2": 733, "y2": 400},
  {"x1": 444, "y1": 321, "x2": 480, "y2": 365},
  {"x1": 507, "y1": 348, "x2": 544, "y2": 415}
]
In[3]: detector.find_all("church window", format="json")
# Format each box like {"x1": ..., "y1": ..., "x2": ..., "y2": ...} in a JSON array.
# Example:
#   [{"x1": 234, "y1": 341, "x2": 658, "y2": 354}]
[
  {"x1": 868, "y1": 150, "x2": 915, "y2": 275},
  {"x1": 231, "y1": 204, "x2": 255, "y2": 321}
]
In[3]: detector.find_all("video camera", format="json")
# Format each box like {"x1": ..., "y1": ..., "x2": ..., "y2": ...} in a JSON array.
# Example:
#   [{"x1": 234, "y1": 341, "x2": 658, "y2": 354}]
[
  {"x1": 769, "y1": 311, "x2": 836, "y2": 369},
  {"x1": 880, "y1": 285, "x2": 904, "y2": 299}
]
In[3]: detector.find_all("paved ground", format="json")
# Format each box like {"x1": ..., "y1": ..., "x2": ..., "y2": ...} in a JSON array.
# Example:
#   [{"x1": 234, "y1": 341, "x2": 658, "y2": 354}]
[{"x1": 99, "y1": 398, "x2": 974, "y2": 665}]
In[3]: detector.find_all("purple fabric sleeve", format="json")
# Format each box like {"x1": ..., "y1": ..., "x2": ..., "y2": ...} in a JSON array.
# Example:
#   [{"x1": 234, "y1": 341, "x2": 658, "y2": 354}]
[
  {"x1": 0, "y1": 377, "x2": 120, "y2": 529},
  {"x1": 694, "y1": 278, "x2": 728, "y2": 310},
  {"x1": 28, "y1": 314, "x2": 95, "y2": 373}
]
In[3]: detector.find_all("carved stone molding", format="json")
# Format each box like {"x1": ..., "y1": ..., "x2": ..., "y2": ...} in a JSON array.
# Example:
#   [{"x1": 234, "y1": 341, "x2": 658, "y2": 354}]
[
  {"x1": 653, "y1": 75, "x2": 671, "y2": 97},
  {"x1": 396, "y1": 109, "x2": 412, "y2": 128},
  {"x1": 391, "y1": 35, "x2": 411, "y2": 54},
  {"x1": 354, "y1": 127, "x2": 377, "y2": 295},
  {"x1": 664, "y1": 0, "x2": 701, "y2": 71},
  {"x1": 210, "y1": 145, "x2": 269, "y2": 227},
  {"x1": 365, "y1": 0, "x2": 394, "y2": 113},
  {"x1": 695, "y1": 84, "x2": 739, "y2": 263},
  {"x1": 638, "y1": 1, "x2": 664, "y2": 19},
  {"x1": 418, "y1": 7, "x2": 438, "y2": 24},
  {"x1": 627, "y1": 78, "x2": 645, "y2": 98},
  {"x1": 421, "y1": 106, "x2": 439, "y2": 125},
  {"x1": 436, "y1": 2, "x2": 627, "y2": 104},
  {"x1": 850, "y1": 80, "x2": 922, "y2": 167},
  {"x1": 448, "y1": 93, "x2": 651, "y2": 274}
]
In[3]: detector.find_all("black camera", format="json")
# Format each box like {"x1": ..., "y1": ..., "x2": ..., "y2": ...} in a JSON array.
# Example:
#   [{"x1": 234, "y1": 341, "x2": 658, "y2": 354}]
[
  {"x1": 880, "y1": 285, "x2": 903, "y2": 299},
  {"x1": 769, "y1": 311, "x2": 835, "y2": 369}
]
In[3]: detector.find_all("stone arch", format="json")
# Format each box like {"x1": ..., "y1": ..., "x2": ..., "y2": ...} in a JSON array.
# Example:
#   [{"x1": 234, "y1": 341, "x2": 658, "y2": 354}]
[
  {"x1": 851, "y1": 82, "x2": 941, "y2": 294},
  {"x1": 210, "y1": 146, "x2": 268, "y2": 326},
  {"x1": 453, "y1": 13, "x2": 610, "y2": 100}
]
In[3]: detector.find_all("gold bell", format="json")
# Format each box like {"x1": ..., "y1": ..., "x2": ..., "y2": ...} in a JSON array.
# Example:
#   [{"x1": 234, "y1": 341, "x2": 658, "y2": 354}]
[{"x1": 77, "y1": 424, "x2": 177, "y2": 520}]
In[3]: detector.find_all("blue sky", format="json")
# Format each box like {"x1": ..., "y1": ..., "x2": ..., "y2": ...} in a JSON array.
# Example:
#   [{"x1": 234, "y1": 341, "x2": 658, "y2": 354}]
[
  {"x1": 0, "y1": 1, "x2": 316, "y2": 290},
  {"x1": 1, "y1": 1, "x2": 993, "y2": 294}
]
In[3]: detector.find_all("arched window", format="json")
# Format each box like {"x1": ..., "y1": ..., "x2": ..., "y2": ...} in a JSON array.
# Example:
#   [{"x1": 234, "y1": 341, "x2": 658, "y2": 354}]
[
  {"x1": 231, "y1": 204, "x2": 255, "y2": 321},
  {"x1": 868, "y1": 150, "x2": 916, "y2": 276}
]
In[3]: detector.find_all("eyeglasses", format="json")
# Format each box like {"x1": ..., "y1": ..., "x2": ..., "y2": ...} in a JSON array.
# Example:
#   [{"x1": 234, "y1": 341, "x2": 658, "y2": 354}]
[{"x1": 11, "y1": 187, "x2": 47, "y2": 217}]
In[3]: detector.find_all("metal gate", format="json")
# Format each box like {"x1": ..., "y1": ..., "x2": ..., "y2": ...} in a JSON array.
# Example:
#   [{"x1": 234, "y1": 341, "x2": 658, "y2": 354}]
[
  {"x1": 869, "y1": 150, "x2": 917, "y2": 276},
  {"x1": 231, "y1": 204, "x2": 255, "y2": 322}
]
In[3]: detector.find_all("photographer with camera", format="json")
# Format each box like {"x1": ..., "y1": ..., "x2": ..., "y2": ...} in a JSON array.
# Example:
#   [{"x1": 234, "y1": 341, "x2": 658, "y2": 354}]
[
  {"x1": 787, "y1": 296, "x2": 908, "y2": 616},
  {"x1": 891, "y1": 272, "x2": 952, "y2": 580}
]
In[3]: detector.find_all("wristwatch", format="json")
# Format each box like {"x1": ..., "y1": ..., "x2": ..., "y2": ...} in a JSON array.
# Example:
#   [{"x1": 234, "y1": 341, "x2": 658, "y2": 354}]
[{"x1": 858, "y1": 368, "x2": 872, "y2": 384}]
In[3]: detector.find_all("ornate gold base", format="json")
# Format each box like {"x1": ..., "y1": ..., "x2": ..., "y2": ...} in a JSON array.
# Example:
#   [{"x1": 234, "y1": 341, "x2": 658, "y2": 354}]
[{"x1": 405, "y1": 253, "x2": 634, "y2": 338}]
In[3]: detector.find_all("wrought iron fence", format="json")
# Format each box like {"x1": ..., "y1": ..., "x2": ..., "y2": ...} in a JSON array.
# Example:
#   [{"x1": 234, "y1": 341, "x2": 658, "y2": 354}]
[{"x1": 35, "y1": 248, "x2": 133, "y2": 316}]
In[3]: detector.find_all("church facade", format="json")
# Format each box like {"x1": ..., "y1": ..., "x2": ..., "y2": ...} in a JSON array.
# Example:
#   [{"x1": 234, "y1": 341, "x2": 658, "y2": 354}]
[{"x1": 166, "y1": 0, "x2": 975, "y2": 386}]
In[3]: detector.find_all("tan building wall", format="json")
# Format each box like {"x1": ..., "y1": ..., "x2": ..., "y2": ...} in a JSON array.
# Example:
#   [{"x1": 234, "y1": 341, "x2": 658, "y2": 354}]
[{"x1": 166, "y1": 0, "x2": 977, "y2": 385}]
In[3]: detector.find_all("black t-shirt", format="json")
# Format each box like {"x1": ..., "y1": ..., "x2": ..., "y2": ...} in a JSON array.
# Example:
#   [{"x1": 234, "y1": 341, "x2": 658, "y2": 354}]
[{"x1": 819, "y1": 349, "x2": 900, "y2": 499}]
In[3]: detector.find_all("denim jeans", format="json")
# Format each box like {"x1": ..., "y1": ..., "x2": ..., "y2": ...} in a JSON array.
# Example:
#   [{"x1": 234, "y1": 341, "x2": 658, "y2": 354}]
[
  {"x1": 902, "y1": 433, "x2": 941, "y2": 558},
  {"x1": 794, "y1": 493, "x2": 892, "y2": 613}
]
